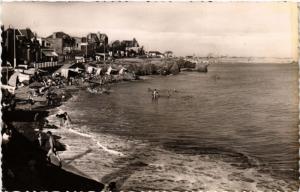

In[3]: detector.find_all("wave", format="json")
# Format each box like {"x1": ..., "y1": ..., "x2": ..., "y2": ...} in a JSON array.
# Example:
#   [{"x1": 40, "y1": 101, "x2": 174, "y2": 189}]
[
  {"x1": 96, "y1": 141, "x2": 124, "y2": 156},
  {"x1": 46, "y1": 111, "x2": 297, "y2": 190},
  {"x1": 162, "y1": 141, "x2": 262, "y2": 169},
  {"x1": 68, "y1": 127, "x2": 93, "y2": 138},
  {"x1": 67, "y1": 127, "x2": 125, "y2": 156}
]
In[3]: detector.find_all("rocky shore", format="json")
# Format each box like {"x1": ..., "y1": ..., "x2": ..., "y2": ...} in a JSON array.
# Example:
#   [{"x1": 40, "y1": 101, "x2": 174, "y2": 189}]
[
  {"x1": 2, "y1": 121, "x2": 104, "y2": 190},
  {"x1": 2, "y1": 83, "x2": 107, "y2": 190},
  {"x1": 2, "y1": 57, "x2": 200, "y2": 190}
]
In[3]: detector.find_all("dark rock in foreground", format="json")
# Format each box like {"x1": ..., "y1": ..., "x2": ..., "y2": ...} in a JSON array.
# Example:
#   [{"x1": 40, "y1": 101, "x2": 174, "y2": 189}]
[{"x1": 2, "y1": 127, "x2": 104, "y2": 191}]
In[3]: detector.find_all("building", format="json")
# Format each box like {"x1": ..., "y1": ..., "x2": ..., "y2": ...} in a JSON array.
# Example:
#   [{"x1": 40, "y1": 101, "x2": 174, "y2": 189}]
[
  {"x1": 37, "y1": 37, "x2": 52, "y2": 48},
  {"x1": 73, "y1": 37, "x2": 83, "y2": 51},
  {"x1": 2, "y1": 26, "x2": 40, "y2": 67},
  {"x1": 123, "y1": 38, "x2": 139, "y2": 55},
  {"x1": 40, "y1": 49, "x2": 59, "y2": 62},
  {"x1": 108, "y1": 38, "x2": 140, "y2": 57},
  {"x1": 97, "y1": 33, "x2": 108, "y2": 47},
  {"x1": 81, "y1": 37, "x2": 95, "y2": 57},
  {"x1": 96, "y1": 32, "x2": 108, "y2": 54},
  {"x1": 164, "y1": 51, "x2": 173, "y2": 58},
  {"x1": 45, "y1": 32, "x2": 75, "y2": 55},
  {"x1": 148, "y1": 51, "x2": 164, "y2": 58},
  {"x1": 87, "y1": 33, "x2": 100, "y2": 51},
  {"x1": 122, "y1": 38, "x2": 139, "y2": 49}
]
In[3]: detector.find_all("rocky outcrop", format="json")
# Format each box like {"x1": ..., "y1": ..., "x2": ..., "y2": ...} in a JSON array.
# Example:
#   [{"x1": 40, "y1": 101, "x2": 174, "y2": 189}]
[
  {"x1": 2, "y1": 126, "x2": 104, "y2": 191},
  {"x1": 195, "y1": 63, "x2": 208, "y2": 73}
]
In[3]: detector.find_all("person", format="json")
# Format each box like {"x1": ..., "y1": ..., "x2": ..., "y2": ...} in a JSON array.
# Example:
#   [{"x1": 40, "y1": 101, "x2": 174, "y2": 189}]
[
  {"x1": 56, "y1": 113, "x2": 66, "y2": 127},
  {"x1": 1, "y1": 100, "x2": 10, "y2": 111},
  {"x1": 43, "y1": 119, "x2": 50, "y2": 127},
  {"x1": 152, "y1": 89, "x2": 159, "y2": 100},
  {"x1": 56, "y1": 112, "x2": 71, "y2": 128},
  {"x1": 63, "y1": 112, "x2": 72, "y2": 127},
  {"x1": 28, "y1": 93, "x2": 34, "y2": 110},
  {"x1": 103, "y1": 181, "x2": 117, "y2": 192},
  {"x1": 46, "y1": 92, "x2": 52, "y2": 106},
  {"x1": 61, "y1": 94, "x2": 66, "y2": 102},
  {"x1": 2, "y1": 127, "x2": 12, "y2": 145},
  {"x1": 10, "y1": 96, "x2": 16, "y2": 111},
  {"x1": 36, "y1": 127, "x2": 44, "y2": 147},
  {"x1": 34, "y1": 112, "x2": 43, "y2": 130},
  {"x1": 34, "y1": 112, "x2": 39, "y2": 122},
  {"x1": 46, "y1": 131, "x2": 62, "y2": 167}
]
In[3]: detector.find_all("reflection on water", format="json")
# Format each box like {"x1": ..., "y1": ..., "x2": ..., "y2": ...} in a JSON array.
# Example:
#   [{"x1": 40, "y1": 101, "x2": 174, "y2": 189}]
[{"x1": 61, "y1": 63, "x2": 298, "y2": 190}]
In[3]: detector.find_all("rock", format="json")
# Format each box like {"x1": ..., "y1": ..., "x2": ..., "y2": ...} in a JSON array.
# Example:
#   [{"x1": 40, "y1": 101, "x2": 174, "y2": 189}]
[
  {"x1": 169, "y1": 63, "x2": 180, "y2": 75},
  {"x1": 195, "y1": 63, "x2": 208, "y2": 73}
]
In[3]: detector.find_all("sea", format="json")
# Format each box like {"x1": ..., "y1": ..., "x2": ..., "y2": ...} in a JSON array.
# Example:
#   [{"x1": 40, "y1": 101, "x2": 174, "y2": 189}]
[{"x1": 48, "y1": 63, "x2": 299, "y2": 191}]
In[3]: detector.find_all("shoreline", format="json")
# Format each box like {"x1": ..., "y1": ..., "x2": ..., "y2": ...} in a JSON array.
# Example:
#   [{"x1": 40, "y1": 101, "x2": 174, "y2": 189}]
[
  {"x1": 2, "y1": 59, "x2": 175, "y2": 190},
  {"x1": 43, "y1": 72, "x2": 298, "y2": 191},
  {"x1": 3, "y1": 61, "x2": 298, "y2": 190}
]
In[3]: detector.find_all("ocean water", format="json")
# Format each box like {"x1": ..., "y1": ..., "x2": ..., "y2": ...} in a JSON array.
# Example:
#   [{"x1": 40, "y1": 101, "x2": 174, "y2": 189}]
[{"x1": 49, "y1": 63, "x2": 299, "y2": 190}]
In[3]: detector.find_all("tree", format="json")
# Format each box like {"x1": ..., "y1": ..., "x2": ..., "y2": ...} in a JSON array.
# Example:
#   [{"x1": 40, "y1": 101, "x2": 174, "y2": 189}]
[
  {"x1": 164, "y1": 51, "x2": 173, "y2": 58},
  {"x1": 138, "y1": 46, "x2": 145, "y2": 55}
]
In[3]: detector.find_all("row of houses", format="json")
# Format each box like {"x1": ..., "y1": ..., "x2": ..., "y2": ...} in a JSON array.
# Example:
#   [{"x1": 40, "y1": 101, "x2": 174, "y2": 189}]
[
  {"x1": 37, "y1": 31, "x2": 109, "y2": 56},
  {"x1": 1, "y1": 25, "x2": 173, "y2": 68}
]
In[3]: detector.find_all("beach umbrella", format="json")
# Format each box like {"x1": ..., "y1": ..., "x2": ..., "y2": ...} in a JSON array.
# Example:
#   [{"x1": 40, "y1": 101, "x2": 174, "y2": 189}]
[{"x1": 29, "y1": 81, "x2": 43, "y2": 89}]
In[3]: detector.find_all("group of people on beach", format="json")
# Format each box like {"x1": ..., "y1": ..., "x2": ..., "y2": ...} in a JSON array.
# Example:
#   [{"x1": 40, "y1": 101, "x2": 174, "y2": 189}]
[
  {"x1": 152, "y1": 89, "x2": 159, "y2": 100},
  {"x1": 33, "y1": 110, "x2": 72, "y2": 168},
  {"x1": 56, "y1": 112, "x2": 72, "y2": 128},
  {"x1": 150, "y1": 88, "x2": 178, "y2": 100}
]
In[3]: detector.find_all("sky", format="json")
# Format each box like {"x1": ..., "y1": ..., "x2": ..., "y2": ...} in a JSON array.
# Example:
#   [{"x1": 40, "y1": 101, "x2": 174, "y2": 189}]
[{"x1": 1, "y1": 2, "x2": 298, "y2": 58}]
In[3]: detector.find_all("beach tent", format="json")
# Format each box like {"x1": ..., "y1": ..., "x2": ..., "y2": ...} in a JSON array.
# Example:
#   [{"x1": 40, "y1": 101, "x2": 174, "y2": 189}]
[
  {"x1": 87, "y1": 66, "x2": 95, "y2": 74},
  {"x1": 8, "y1": 72, "x2": 19, "y2": 87},
  {"x1": 16, "y1": 73, "x2": 31, "y2": 83},
  {"x1": 61, "y1": 68, "x2": 69, "y2": 78},
  {"x1": 74, "y1": 67, "x2": 84, "y2": 73},
  {"x1": 23, "y1": 68, "x2": 37, "y2": 75},
  {"x1": 23, "y1": 68, "x2": 47, "y2": 76},
  {"x1": 55, "y1": 63, "x2": 84, "y2": 78},
  {"x1": 106, "y1": 66, "x2": 112, "y2": 75},
  {"x1": 1, "y1": 84, "x2": 16, "y2": 94},
  {"x1": 96, "y1": 68, "x2": 102, "y2": 76},
  {"x1": 119, "y1": 67, "x2": 127, "y2": 75},
  {"x1": 106, "y1": 66, "x2": 118, "y2": 75}
]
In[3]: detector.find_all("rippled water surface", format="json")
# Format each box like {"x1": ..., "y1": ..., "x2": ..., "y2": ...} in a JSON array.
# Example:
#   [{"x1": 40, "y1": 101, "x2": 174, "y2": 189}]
[{"x1": 59, "y1": 63, "x2": 299, "y2": 190}]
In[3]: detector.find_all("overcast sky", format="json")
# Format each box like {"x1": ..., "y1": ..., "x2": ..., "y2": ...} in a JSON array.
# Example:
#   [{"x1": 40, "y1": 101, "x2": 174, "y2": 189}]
[{"x1": 2, "y1": 2, "x2": 298, "y2": 58}]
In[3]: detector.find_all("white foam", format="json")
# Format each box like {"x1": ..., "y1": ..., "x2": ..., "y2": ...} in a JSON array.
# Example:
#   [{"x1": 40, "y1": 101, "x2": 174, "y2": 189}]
[
  {"x1": 68, "y1": 128, "x2": 92, "y2": 138},
  {"x1": 96, "y1": 141, "x2": 125, "y2": 157},
  {"x1": 68, "y1": 127, "x2": 125, "y2": 156}
]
